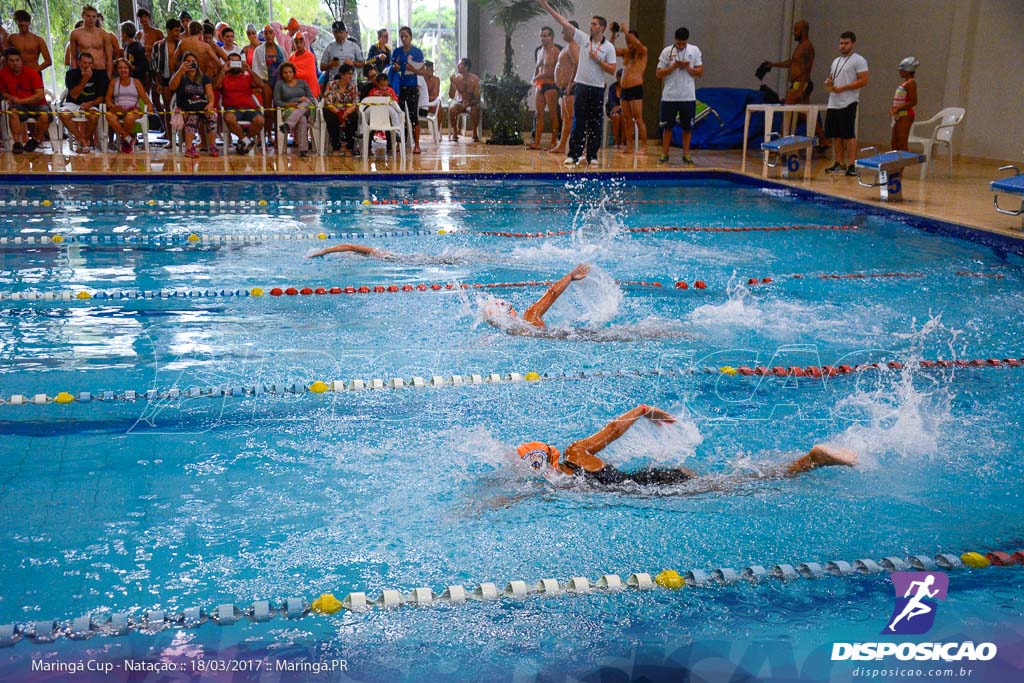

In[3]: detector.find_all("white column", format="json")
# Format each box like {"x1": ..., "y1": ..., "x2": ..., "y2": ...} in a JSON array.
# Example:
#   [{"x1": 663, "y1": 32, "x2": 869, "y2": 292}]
[{"x1": 41, "y1": 0, "x2": 59, "y2": 94}]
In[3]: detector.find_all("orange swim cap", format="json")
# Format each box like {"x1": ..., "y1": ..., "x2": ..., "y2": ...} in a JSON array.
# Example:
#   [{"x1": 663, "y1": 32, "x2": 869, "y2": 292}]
[
  {"x1": 517, "y1": 442, "x2": 561, "y2": 470},
  {"x1": 287, "y1": 18, "x2": 300, "y2": 31}
]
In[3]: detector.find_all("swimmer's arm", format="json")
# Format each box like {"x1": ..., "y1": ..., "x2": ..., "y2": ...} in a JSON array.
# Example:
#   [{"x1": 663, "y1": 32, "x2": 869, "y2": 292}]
[
  {"x1": 306, "y1": 243, "x2": 382, "y2": 258},
  {"x1": 565, "y1": 404, "x2": 675, "y2": 470},
  {"x1": 622, "y1": 30, "x2": 645, "y2": 56},
  {"x1": 522, "y1": 263, "x2": 589, "y2": 327}
]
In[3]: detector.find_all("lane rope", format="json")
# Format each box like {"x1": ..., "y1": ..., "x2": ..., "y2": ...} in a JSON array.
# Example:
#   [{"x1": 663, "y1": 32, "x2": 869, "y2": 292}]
[
  {"x1": 1, "y1": 357, "x2": 1020, "y2": 407},
  {"x1": 1, "y1": 549, "x2": 1018, "y2": 647}
]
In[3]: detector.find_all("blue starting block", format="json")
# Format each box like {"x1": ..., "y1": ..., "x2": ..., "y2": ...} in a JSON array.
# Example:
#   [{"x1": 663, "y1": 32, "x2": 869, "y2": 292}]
[
  {"x1": 761, "y1": 134, "x2": 814, "y2": 181},
  {"x1": 855, "y1": 148, "x2": 927, "y2": 201},
  {"x1": 991, "y1": 165, "x2": 1024, "y2": 228}
]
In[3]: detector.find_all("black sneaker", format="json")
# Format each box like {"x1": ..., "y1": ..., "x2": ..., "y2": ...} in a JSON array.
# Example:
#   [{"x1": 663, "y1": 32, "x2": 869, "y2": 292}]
[
  {"x1": 24, "y1": 139, "x2": 39, "y2": 153},
  {"x1": 279, "y1": 123, "x2": 291, "y2": 136},
  {"x1": 845, "y1": 164, "x2": 858, "y2": 177},
  {"x1": 824, "y1": 162, "x2": 844, "y2": 174},
  {"x1": 12, "y1": 141, "x2": 24, "y2": 154}
]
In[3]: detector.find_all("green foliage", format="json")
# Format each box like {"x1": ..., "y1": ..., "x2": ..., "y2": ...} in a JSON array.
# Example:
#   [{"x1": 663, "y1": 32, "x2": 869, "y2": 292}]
[
  {"x1": 473, "y1": 0, "x2": 572, "y2": 76},
  {"x1": 481, "y1": 72, "x2": 530, "y2": 145}
]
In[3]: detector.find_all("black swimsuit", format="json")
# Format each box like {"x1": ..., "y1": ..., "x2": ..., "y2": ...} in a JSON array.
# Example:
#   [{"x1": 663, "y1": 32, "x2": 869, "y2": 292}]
[{"x1": 563, "y1": 462, "x2": 694, "y2": 487}]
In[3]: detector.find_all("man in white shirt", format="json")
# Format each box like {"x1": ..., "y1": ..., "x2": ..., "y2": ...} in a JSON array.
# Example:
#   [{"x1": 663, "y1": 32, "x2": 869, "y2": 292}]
[
  {"x1": 655, "y1": 27, "x2": 703, "y2": 165},
  {"x1": 823, "y1": 31, "x2": 869, "y2": 176},
  {"x1": 539, "y1": 0, "x2": 617, "y2": 167}
]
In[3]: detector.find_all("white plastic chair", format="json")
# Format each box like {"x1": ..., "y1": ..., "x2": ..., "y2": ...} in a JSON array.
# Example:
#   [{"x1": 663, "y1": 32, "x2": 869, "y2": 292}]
[
  {"x1": 360, "y1": 96, "x2": 405, "y2": 162},
  {"x1": 220, "y1": 97, "x2": 267, "y2": 156},
  {"x1": 452, "y1": 90, "x2": 483, "y2": 142},
  {"x1": 2, "y1": 89, "x2": 62, "y2": 152},
  {"x1": 907, "y1": 106, "x2": 966, "y2": 179},
  {"x1": 415, "y1": 75, "x2": 443, "y2": 144}
]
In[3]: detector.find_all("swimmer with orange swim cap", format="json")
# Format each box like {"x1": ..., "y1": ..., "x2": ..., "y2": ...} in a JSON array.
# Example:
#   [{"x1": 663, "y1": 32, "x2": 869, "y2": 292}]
[
  {"x1": 518, "y1": 403, "x2": 858, "y2": 488},
  {"x1": 483, "y1": 263, "x2": 590, "y2": 331}
]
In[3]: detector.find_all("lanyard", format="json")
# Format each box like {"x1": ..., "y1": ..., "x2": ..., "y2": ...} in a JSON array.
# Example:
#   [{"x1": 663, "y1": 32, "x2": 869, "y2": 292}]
[{"x1": 831, "y1": 55, "x2": 852, "y2": 82}]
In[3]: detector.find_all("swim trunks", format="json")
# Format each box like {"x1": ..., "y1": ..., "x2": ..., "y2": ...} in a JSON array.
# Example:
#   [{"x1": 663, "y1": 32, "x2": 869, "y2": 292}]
[
  {"x1": 621, "y1": 84, "x2": 643, "y2": 101},
  {"x1": 566, "y1": 462, "x2": 694, "y2": 487}
]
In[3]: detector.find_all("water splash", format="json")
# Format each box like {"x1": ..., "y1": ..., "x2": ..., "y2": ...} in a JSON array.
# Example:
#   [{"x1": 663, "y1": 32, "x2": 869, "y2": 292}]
[
  {"x1": 563, "y1": 177, "x2": 628, "y2": 245},
  {"x1": 548, "y1": 265, "x2": 622, "y2": 326}
]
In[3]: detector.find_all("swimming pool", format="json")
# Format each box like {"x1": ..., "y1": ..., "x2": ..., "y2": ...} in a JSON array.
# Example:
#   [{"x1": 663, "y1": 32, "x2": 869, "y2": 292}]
[{"x1": 0, "y1": 174, "x2": 1022, "y2": 682}]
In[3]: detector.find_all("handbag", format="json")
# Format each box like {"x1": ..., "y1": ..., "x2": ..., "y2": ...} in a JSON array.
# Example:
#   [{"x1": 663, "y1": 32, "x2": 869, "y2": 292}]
[{"x1": 170, "y1": 111, "x2": 184, "y2": 129}]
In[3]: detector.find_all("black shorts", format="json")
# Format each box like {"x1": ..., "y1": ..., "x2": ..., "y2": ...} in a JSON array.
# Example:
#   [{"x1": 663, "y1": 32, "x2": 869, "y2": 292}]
[
  {"x1": 159, "y1": 76, "x2": 171, "y2": 88},
  {"x1": 12, "y1": 104, "x2": 50, "y2": 121},
  {"x1": 825, "y1": 102, "x2": 858, "y2": 139},
  {"x1": 224, "y1": 108, "x2": 260, "y2": 123},
  {"x1": 539, "y1": 82, "x2": 558, "y2": 95},
  {"x1": 399, "y1": 85, "x2": 419, "y2": 126},
  {"x1": 621, "y1": 84, "x2": 643, "y2": 101},
  {"x1": 660, "y1": 100, "x2": 696, "y2": 131}
]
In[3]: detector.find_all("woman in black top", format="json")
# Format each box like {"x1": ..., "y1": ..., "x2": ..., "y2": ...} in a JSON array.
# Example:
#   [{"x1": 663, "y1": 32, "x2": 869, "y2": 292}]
[{"x1": 169, "y1": 50, "x2": 217, "y2": 157}]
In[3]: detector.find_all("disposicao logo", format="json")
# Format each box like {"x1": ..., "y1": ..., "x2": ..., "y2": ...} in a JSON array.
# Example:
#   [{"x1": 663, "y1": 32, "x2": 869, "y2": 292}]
[{"x1": 831, "y1": 571, "x2": 997, "y2": 662}]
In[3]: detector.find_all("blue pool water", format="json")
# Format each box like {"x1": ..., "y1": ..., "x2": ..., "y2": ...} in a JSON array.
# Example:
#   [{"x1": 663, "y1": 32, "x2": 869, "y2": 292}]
[{"x1": 0, "y1": 175, "x2": 1022, "y2": 682}]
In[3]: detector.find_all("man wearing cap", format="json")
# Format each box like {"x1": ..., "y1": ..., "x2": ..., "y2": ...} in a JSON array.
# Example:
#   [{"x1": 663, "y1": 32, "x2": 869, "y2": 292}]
[{"x1": 321, "y1": 21, "x2": 363, "y2": 82}]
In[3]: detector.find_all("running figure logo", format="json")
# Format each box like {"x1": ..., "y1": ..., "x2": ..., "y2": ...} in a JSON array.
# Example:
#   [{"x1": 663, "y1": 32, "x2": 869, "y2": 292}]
[{"x1": 884, "y1": 572, "x2": 948, "y2": 635}]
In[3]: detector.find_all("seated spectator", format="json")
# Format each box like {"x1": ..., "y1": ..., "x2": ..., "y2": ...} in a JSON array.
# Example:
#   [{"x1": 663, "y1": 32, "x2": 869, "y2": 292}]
[
  {"x1": 288, "y1": 33, "x2": 319, "y2": 98},
  {"x1": 60, "y1": 51, "x2": 108, "y2": 153},
  {"x1": 321, "y1": 63, "x2": 360, "y2": 156},
  {"x1": 215, "y1": 52, "x2": 269, "y2": 154},
  {"x1": 448, "y1": 57, "x2": 480, "y2": 142},
  {"x1": 367, "y1": 71, "x2": 403, "y2": 129},
  {"x1": 169, "y1": 50, "x2": 217, "y2": 157},
  {"x1": 0, "y1": 47, "x2": 49, "y2": 153},
  {"x1": 359, "y1": 65, "x2": 378, "y2": 99},
  {"x1": 105, "y1": 57, "x2": 152, "y2": 153},
  {"x1": 273, "y1": 61, "x2": 315, "y2": 157}
]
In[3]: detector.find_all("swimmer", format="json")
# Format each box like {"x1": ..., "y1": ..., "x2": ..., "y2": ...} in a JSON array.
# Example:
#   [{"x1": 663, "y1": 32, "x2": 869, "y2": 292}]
[
  {"x1": 306, "y1": 242, "x2": 474, "y2": 266},
  {"x1": 517, "y1": 403, "x2": 858, "y2": 489},
  {"x1": 482, "y1": 263, "x2": 590, "y2": 332},
  {"x1": 307, "y1": 243, "x2": 385, "y2": 259}
]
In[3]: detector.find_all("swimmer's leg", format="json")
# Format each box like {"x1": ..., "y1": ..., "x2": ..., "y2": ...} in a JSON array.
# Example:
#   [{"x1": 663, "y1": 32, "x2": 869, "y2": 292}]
[
  {"x1": 522, "y1": 263, "x2": 590, "y2": 327},
  {"x1": 784, "y1": 444, "x2": 858, "y2": 476}
]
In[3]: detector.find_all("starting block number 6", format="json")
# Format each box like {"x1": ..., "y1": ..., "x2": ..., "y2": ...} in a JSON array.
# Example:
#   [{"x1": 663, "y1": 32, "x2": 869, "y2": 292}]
[{"x1": 787, "y1": 155, "x2": 801, "y2": 173}]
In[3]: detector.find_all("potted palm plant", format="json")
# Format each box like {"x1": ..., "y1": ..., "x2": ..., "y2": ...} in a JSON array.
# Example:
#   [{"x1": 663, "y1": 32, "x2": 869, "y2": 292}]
[{"x1": 475, "y1": 0, "x2": 573, "y2": 144}]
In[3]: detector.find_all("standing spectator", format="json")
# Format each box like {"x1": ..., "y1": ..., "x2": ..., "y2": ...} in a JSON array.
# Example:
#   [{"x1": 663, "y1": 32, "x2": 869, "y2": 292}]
[
  {"x1": 823, "y1": 31, "x2": 869, "y2": 176},
  {"x1": 69, "y1": 6, "x2": 111, "y2": 75},
  {"x1": 9, "y1": 10, "x2": 52, "y2": 73},
  {"x1": 170, "y1": 51, "x2": 218, "y2": 158},
  {"x1": 59, "y1": 51, "x2": 107, "y2": 153},
  {"x1": 762, "y1": 19, "x2": 822, "y2": 147},
  {"x1": 391, "y1": 26, "x2": 425, "y2": 153},
  {"x1": 606, "y1": 72, "x2": 624, "y2": 148},
  {"x1": 105, "y1": 57, "x2": 151, "y2": 153},
  {"x1": 274, "y1": 61, "x2": 315, "y2": 157},
  {"x1": 321, "y1": 21, "x2": 363, "y2": 83},
  {"x1": 547, "y1": 21, "x2": 578, "y2": 155},
  {"x1": 890, "y1": 57, "x2": 918, "y2": 151},
  {"x1": 322, "y1": 63, "x2": 360, "y2": 155},
  {"x1": 96, "y1": 13, "x2": 122, "y2": 61},
  {"x1": 366, "y1": 28, "x2": 390, "y2": 77},
  {"x1": 529, "y1": 26, "x2": 560, "y2": 150},
  {"x1": 655, "y1": 27, "x2": 703, "y2": 165},
  {"x1": 220, "y1": 26, "x2": 241, "y2": 56},
  {"x1": 285, "y1": 18, "x2": 318, "y2": 53},
  {"x1": 288, "y1": 33, "x2": 319, "y2": 98},
  {"x1": 179, "y1": 12, "x2": 192, "y2": 36},
  {"x1": 447, "y1": 58, "x2": 480, "y2": 142},
  {"x1": 215, "y1": 53, "x2": 268, "y2": 155},
  {"x1": 252, "y1": 26, "x2": 286, "y2": 91},
  {"x1": 0, "y1": 47, "x2": 49, "y2": 153},
  {"x1": 614, "y1": 24, "x2": 647, "y2": 155},
  {"x1": 151, "y1": 19, "x2": 182, "y2": 144},
  {"x1": 120, "y1": 22, "x2": 148, "y2": 87},
  {"x1": 136, "y1": 9, "x2": 163, "y2": 62},
  {"x1": 173, "y1": 22, "x2": 226, "y2": 79},
  {"x1": 242, "y1": 24, "x2": 260, "y2": 67},
  {"x1": 539, "y1": 0, "x2": 617, "y2": 167}
]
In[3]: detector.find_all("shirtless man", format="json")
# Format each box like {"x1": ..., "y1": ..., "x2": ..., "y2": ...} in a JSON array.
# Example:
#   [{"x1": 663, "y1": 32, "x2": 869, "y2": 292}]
[
  {"x1": 448, "y1": 57, "x2": 481, "y2": 142},
  {"x1": 763, "y1": 20, "x2": 823, "y2": 144},
  {"x1": 613, "y1": 24, "x2": 647, "y2": 154},
  {"x1": 529, "y1": 26, "x2": 561, "y2": 150},
  {"x1": 548, "y1": 21, "x2": 578, "y2": 154},
  {"x1": 173, "y1": 22, "x2": 227, "y2": 80},
  {"x1": 151, "y1": 19, "x2": 182, "y2": 141},
  {"x1": 423, "y1": 61, "x2": 440, "y2": 102},
  {"x1": 10, "y1": 10, "x2": 52, "y2": 73},
  {"x1": 96, "y1": 13, "x2": 122, "y2": 61},
  {"x1": 135, "y1": 9, "x2": 163, "y2": 62},
  {"x1": 69, "y1": 6, "x2": 111, "y2": 75}
]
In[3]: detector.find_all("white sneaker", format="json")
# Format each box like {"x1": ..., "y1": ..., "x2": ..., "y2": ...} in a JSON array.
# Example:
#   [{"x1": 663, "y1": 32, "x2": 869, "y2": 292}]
[
  {"x1": 588, "y1": 159, "x2": 600, "y2": 167},
  {"x1": 563, "y1": 156, "x2": 577, "y2": 167}
]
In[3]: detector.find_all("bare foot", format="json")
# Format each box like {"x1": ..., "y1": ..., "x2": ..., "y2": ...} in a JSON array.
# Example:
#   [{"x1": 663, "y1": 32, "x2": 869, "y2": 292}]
[
  {"x1": 547, "y1": 146, "x2": 564, "y2": 154},
  {"x1": 413, "y1": 146, "x2": 421, "y2": 154},
  {"x1": 808, "y1": 445, "x2": 858, "y2": 467},
  {"x1": 635, "y1": 148, "x2": 647, "y2": 156},
  {"x1": 527, "y1": 143, "x2": 541, "y2": 150}
]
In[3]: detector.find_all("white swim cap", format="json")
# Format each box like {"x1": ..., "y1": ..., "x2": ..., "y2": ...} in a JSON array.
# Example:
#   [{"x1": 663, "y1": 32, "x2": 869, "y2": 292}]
[{"x1": 899, "y1": 56, "x2": 919, "y2": 72}]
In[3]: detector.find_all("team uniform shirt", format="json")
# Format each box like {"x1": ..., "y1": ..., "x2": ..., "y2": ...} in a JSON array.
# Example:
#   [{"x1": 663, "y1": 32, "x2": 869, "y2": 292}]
[
  {"x1": 570, "y1": 28, "x2": 616, "y2": 88},
  {"x1": 657, "y1": 43, "x2": 702, "y2": 101},
  {"x1": 391, "y1": 45, "x2": 424, "y2": 88},
  {"x1": 124, "y1": 41, "x2": 149, "y2": 81},
  {"x1": 321, "y1": 39, "x2": 363, "y2": 80},
  {"x1": 220, "y1": 72, "x2": 258, "y2": 109},
  {"x1": 826, "y1": 52, "x2": 868, "y2": 109},
  {"x1": 0, "y1": 64, "x2": 43, "y2": 101},
  {"x1": 64, "y1": 68, "x2": 109, "y2": 105}
]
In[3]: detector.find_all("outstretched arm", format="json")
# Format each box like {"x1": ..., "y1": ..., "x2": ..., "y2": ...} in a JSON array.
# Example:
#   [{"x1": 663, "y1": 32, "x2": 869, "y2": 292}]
[
  {"x1": 565, "y1": 404, "x2": 676, "y2": 471},
  {"x1": 522, "y1": 263, "x2": 589, "y2": 327},
  {"x1": 784, "y1": 444, "x2": 858, "y2": 475},
  {"x1": 538, "y1": 0, "x2": 576, "y2": 37},
  {"x1": 307, "y1": 243, "x2": 384, "y2": 258}
]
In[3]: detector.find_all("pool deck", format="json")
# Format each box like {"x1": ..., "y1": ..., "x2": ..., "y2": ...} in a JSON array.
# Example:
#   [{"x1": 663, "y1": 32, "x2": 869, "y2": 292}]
[{"x1": 0, "y1": 139, "x2": 1021, "y2": 242}]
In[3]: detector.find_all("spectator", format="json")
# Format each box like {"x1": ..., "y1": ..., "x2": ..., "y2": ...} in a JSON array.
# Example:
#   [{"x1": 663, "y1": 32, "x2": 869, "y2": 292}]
[
  {"x1": 530, "y1": 26, "x2": 560, "y2": 150},
  {"x1": 220, "y1": 26, "x2": 241, "y2": 55},
  {"x1": 614, "y1": 24, "x2": 648, "y2": 155},
  {"x1": 423, "y1": 60, "x2": 440, "y2": 102},
  {"x1": 366, "y1": 28, "x2": 390, "y2": 76},
  {"x1": 215, "y1": 52, "x2": 268, "y2": 155},
  {"x1": 391, "y1": 26, "x2": 424, "y2": 153},
  {"x1": 0, "y1": 47, "x2": 50, "y2": 153},
  {"x1": 241, "y1": 24, "x2": 260, "y2": 67},
  {"x1": 59, "y1": 50, "x2": 108, "y2": 153},
  {"x1": 120, "y1": 22, "x2": 148, "y2": 87},
  {"x1": 547, "y1": 21, "x2": 578, "y2": 155},
  {"x1": 178, "y1": 11, "x2": 192, "y2": 35},
  {"x1": 360, "y1": 65, "x2": 378, "y2": 99},
  {"x1": 321, "y1": 21, "x2": 363, "y2": 84},
  {"x1": 322, "y1": 63, "x2": 360, "y2": 156},
  {"x1": 823, "y1": 31, "x2": 869, "y2": 176},
  {"x1": 252, "y1": 25, "x2": 286, "y2": 91},
  {"x1": 890, "y1": 57, "x2": 918, "y2": 152},
  {"x1": 173, "y1": 21, "x2": 226, "y2": 80},
  {"x1": 135, "y1": 9, "x2": 163, "y2": 64},
  {"x1": 539, "y1": 0, "x2": 616, "y2": 167},
  {"x1": 274, "y1": 61, "x2": 315, "y2": 157},
  {"x1": 656, "y1": 26, "x2": 703, "y2": 165},
  {"x1": 368, "y1": 70, "x2": 403, "y2": 132},
  {"x1": 9, "y1": 9, "x2": 52, "y2": 73},
  {"x1": 150, "y1": 19, "x2": 182, "y2": 145},
  {"x1": 169, "y1": 50, "x2": 217, "y2": 158},
  {"x1": 70, "y1": 6, "x2": 112, "y2": 75},
  {"x1": 288, "y1": 32, "x2": 319, "y2": 98},
  {"x1": 105, "y1": 57, "x2": 151, "y2": 153},
  {"x1": 606, "y1": 72, "x2": 624, "y2": 148},
  {"x1": 448, "y1": 58, "x2": 480, "y2": 142},
  {"x1": 96, "y1": 13, "x2": 122, "y2": 61},
  {"x1": 285, "y1": 17, "x2": 318, "y2": 53}
]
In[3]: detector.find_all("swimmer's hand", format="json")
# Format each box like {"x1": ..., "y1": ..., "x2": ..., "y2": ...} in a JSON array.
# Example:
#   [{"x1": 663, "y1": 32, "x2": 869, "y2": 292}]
[
  {"x1": 639, "y1": 404, "x2": 676, "y2": 424},
  {"x1": 307, "y1": 248, "x2": 328, "y2": 258},
  {"x1": 569, "y1": 263, "x2": 590, "y2": 280}
]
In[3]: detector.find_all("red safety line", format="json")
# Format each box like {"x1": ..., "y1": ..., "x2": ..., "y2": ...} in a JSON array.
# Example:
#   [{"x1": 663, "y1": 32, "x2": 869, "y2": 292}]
[
  {"x1": 730, "y1": 358, "x2": 1022, "y2": 379},
  {"x1": 263, "y1": 280, "x2": 672, "y2": 297}
]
